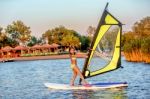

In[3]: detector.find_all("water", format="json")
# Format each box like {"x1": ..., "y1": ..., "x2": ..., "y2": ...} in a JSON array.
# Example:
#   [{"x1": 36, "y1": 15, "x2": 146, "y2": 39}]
[{"x1": 0, "y1": 57, "x2": 149, "y2": 99}]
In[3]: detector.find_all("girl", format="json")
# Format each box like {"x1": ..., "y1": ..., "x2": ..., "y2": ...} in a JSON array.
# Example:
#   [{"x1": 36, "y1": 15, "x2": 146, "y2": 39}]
[{"x1": 69, "y1": 46, "x2": 90, "y2": 86}]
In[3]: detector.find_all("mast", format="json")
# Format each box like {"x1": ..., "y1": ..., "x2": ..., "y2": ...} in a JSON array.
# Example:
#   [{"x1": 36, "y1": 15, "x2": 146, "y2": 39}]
[
  {"x1": 79, "y1": 2, "x2": 122, "y2": 84},
  {"x1": 79, "y1": 3, "x2": 109, "y2": 84}
]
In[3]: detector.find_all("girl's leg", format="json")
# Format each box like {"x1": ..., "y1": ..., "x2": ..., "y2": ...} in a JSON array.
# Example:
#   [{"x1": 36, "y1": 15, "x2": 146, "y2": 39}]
[
  {"x1": 74, "y1": 66, "x2": 88, "y2": 85},
  {"x1": 70, "y1": 69, "x2": 77, "y2": 86}
]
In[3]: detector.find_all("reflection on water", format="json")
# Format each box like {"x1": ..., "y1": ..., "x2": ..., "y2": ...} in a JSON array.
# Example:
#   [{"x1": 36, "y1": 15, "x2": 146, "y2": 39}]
[
  {"x1": 45, "y1": 88, "x2": 128, "y2": 99},
  {"x1": 70, "y1": 89, "x2": 128, "y2": 99},
  {"x1": 0, "y1": 57, "x2": 150, "y2": 99}
]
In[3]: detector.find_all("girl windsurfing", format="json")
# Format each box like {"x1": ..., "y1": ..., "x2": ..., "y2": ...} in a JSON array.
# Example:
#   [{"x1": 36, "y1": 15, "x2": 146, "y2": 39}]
[{"x1": 69, "y1": 46, "x2": 91, "y2": 87}]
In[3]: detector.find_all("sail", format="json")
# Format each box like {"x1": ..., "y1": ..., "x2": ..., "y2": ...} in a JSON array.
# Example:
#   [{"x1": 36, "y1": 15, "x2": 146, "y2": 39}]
[{"x1": 81, "y1": 3, "x2": 122, "y2": 80}]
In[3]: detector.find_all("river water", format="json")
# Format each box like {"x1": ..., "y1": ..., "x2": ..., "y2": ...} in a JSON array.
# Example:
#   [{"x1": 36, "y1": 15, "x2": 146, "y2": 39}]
[{"x1": 0, "y1": 57, "x2": 149, "y2": 99}]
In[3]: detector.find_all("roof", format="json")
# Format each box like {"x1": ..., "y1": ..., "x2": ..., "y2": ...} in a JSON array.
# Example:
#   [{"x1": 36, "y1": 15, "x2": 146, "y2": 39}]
[
  {"x1": 14, "y1": 45, "x2": 28, "y2": 50},
  {"x1": 1, "y1": 46, "x2": 13, "y2": 52}
]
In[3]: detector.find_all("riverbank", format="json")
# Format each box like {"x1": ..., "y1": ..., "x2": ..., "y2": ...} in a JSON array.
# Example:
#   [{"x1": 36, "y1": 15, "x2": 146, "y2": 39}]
[
  {"x1": 0, "y1": 53, "x2": 87, "y2": 62},
  {"x1": 123, "y1": 51, "x2": 150, "y2": 64}
]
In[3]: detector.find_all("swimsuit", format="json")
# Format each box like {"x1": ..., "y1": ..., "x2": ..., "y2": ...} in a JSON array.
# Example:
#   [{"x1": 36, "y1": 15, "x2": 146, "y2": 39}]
[
  {"x1": 71, "y1": 55, "x2": 76, "y2": 69},
  {"x1": 71, "y1": 64, "x2": 76, "y2": 69}
]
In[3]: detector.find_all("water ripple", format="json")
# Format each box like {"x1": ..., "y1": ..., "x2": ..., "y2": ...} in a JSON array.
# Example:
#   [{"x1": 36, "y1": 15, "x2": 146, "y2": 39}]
[{"x1": 0, "y1": 58, "x2": 149, "y2": 99}]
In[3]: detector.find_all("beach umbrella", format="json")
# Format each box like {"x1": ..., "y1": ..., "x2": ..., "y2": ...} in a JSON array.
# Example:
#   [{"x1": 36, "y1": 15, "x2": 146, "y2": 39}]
[
  {"x1": 51, "y1": 43, "x2": 60, "y2": 48},
  {"x1": 14, "y1": 45, "x2": 28, "y2": 50},
  {"x1": 42, "y1": 44, "x2": 52, "y2": 48},
  {"x1": 1, "y1": 46, "x2": 13, "y2": 52},
  {"x1": 32, "y1": 45, "x2": 42, "y2": 49}
]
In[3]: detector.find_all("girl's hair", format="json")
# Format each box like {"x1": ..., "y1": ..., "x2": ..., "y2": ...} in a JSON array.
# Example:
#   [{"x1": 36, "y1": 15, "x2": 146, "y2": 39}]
[{"x1": 69, "y1": 46, "x2": 76, "y2": 55}]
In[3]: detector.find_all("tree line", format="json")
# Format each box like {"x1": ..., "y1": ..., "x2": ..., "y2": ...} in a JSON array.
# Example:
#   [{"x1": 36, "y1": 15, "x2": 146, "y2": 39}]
[
  {"x1": 1, "y1": 16, "x2": 149, "y2": 63},
  {"x1": 0, "y1": 20, "x2": 90, "y2": 51},
  {"x1": 122, "y1": 17, "x2": 150, "y2": 63}
]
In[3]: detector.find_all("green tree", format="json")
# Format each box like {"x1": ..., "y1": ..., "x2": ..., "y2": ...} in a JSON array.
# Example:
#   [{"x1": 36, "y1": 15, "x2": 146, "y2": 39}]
[
  {"x1": 4, "y1": 37, "x2": 19, "y2": 47},
  {"x1": 5, "y1": 20, "x2": 31, "y2": 46},
  {"x1": 132, "y1": 17, "x2": 150, "y2": 37},
  {"x1": 27, "y1": 36, "x2": 38, "y2": 47},
  {"x1": 42, "y1": 29, "x2": 55, "y2": 44},
  {"x1": 2, "y1": 27, "x2": 19, "y2": 48},
  {"x1": 42, "y1": 26, "x2": 91, "y2": 50},
  {"x1": 123, "y1": 38, "x2": 141, "y2": 52},
  {"x1": 61, "y1": 34, "x2": 80, "y2": 47},
  {"x1": 79, "y1": 36, "x2": 90, "y2": 51},
  {"x1": 141, "y1": 36, "x2": 150, "y2": 54},
  {"x1": 0, "y1": 27, "x2": 6, "y2": 42},
  {"x1": 27, "y1": 36, "x2": 44, "y2": 47},
  {"x1": 122, "y1": 31, "x2": 136, "y2": 50},
  {"x1": 122, "y1": 16, "x2": 150, "y2": 63},
  {"x1": 87, "y1": 26, "x2": 96, "y2": 37},
  {"x1": 43, "y1": 26, "x2": 81, "y2": 47},
  {"x1": 0, "y1": 27, "x2": 5, "y2": 48}
]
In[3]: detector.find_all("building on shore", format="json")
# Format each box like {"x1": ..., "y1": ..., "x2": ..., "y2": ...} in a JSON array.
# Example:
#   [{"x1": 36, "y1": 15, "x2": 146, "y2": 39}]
[{"x1": 0, "y1": 43, "x2": 60, "y2": 59}]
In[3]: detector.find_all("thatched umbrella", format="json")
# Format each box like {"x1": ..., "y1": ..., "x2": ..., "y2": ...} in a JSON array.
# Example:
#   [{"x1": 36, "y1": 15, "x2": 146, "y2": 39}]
[
  {"x1": 50, "y1": 43, "x2": 60, "y2": 52},
  {"x1": 1, "y1": 46, "x2": 14, "y2": 58},
  {"x1": 32, "y1": 45, "x2": 42, "y2": 49},
  {"x1": 14, "y1": 45, "x2": 28, "y2": 50},
  {"x1": 51, "y1": 43, "x2": 60, "y2": 48},
  {"x1": 31, "y1": 45, "x2": 43, "y2": 55},
  {"x1": 1, "y1": 46, "x2": 13, "y2": 52},
  {"x1": 42, "y1": 44, "x2": 52, "y2": 48},
  {"x1": 14, "y1": 45, "x2": 28, "y2": 56},
  {"x1": 41, "y1": 44, "x2": 52, "y2": 53}
]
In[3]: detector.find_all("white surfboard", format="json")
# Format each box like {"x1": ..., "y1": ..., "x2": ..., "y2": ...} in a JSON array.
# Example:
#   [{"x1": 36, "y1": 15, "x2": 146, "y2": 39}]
[{"x1": 44, "y1": 82, "x2": 127, "y2": 90}]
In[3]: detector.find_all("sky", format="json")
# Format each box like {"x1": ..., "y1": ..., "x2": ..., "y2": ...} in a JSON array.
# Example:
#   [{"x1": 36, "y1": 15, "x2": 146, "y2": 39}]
[{"x1": 0, "y1": 0, "x2": 150, "y2": 37}]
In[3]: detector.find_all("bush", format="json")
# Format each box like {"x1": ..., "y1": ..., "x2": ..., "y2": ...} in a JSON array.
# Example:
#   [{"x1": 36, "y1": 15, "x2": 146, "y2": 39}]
[
  {"x1": 123, "y1": 38, "x2": 141, "y2": 52},
  {"x1": 141, "y1": 36, "x2": 150, "y2": 54}
]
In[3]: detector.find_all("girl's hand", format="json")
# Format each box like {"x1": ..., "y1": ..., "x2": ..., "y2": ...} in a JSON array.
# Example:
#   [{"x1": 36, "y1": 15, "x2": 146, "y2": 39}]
[{"x1": 85, "y1": 56, "x2": 88, "y2": 58}]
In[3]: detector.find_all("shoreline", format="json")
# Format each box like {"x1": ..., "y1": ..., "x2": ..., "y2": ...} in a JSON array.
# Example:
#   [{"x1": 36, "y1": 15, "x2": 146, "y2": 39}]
[{"x1": 0, "y1": 53, "x2": 87, "y2": 62}]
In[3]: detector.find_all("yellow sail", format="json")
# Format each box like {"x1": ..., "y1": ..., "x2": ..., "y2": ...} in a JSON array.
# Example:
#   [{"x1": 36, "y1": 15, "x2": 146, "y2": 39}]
[{"x1": 81, "y1": 3, "x2": 122, "y2": 80}]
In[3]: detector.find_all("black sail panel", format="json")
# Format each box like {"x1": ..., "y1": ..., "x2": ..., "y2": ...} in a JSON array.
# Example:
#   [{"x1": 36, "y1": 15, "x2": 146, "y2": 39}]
[{"x1": 80, "y1": 3, "x2": 122, "y2": 83}]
